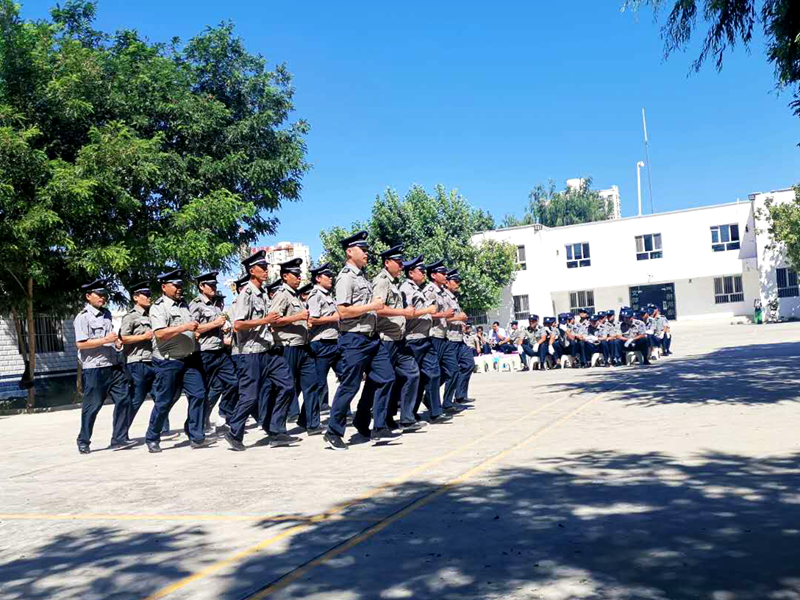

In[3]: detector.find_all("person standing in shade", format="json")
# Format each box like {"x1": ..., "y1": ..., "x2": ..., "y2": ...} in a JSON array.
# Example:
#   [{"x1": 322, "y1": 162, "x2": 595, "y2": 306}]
[
  {"x1": 399, "y1": 255, "x2": 450, "y2": 424},
  {"x1": 74, "y1": 279, "x2": 135, "y2": 454},
  {"x1": 144, "y1": 269, "x2": 210, "y2": 453},
  {"x1": 190, "y1": 271, "x2": 238, "y2": 435},
  {"x1": 368, "y1": 245, "x2": 423, "y2": 431},
  {"x1": 270, "y1": 258, "x2": 322, "y2": 436},
  {"x1": 307, "y1": 263, "x2": 342, "y2": 413},
  {"x1": 120, "y1": 281, "x2": 173, "y2": 438},
  {"x1": 426, "y1": 260, "x2": 463, "y2": 416},
  {"x1": 323, "y1": 230, "x2": 394, "y2": 450},
  {"x1": 224, "y1": 251, "x2": 295, "y2": 451},
  {"x1": 443, "y1": 269, "x2": 474, "y2": 406}
]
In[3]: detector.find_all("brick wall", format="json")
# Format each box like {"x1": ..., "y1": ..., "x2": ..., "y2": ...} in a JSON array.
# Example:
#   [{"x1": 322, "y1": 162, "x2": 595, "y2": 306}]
[{"x1": 0, "y1": 317, "x2": 78, "y2": 400}]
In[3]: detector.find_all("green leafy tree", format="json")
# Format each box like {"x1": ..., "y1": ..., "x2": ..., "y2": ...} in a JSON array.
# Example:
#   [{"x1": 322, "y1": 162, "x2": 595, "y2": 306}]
[
  {"x1": 622, "y1": 0, "x2": 800, "y2": 116},
  {"x1": 0, "y1": 0, "x2": 309, "y2": 411},
  {"x1": 319, "y1": 185, "x2": 516, "y2": 314},
  {"x1": 503, "y1": 178, "x2": 611, "y2": 228},
  {"x1": 759, "y1": 185, "x2": 800, "y2": 270}
]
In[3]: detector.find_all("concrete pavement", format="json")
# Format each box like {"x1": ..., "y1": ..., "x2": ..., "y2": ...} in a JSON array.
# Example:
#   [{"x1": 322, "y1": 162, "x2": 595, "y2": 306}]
[{"x1": 2, "y1": 321, "x2": 800, "y2": 600}]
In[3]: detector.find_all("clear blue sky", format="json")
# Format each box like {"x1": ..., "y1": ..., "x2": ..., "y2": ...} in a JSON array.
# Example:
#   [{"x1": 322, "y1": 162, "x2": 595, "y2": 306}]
[{"x1": 24, "y1": 0, "x2": 800, "y2": 260}]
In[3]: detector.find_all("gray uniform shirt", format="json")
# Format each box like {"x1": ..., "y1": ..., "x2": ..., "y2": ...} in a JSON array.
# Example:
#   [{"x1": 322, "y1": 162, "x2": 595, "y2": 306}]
[
  {"x1": 444, "y1": 289, "x2": 465, "y2": 343},
  {"x1": 150, "y1": 296, "x2": 196, "y2": 360},
  {"x1": 373, "y1": 269, "x2": 405, "y2": 342},
  {"x1": 525, "y1": 325, "x2": 544, "y2": 345},
  {"x1": 621, "y1": 319, "x2": 647, "y2": 339},
  {"x1": 190, "y1": 294, "x2": 225, "y2": 352},
  {"x1": 400, "y1": 279, "x2": 432, "y2": 340},
  {"x1": 74, "y1": 304, "x2": 116, "y2": 369},
  {"x1": 508, "y1": 328, "x2": 525, "y2": 345},
  {"x1": 607, "y1": 320, "x2": 622, "y2": 337},
  {"x1": 120, "y1": 305, "x2": 153, "y2": 363},
  {"x1": 270, "y1": 283, "x2": 308, "y2": 346},
  {"x1": 231, "y1": 281, "x2": 273, "y2": 354},
  {"x1": 307, "y1": 285, "x2": 339, "y2": 342},
  {"x1": 425, "y1": 283, "x2": 448, "y2": 339},
  {"x1": 335, "y1": 263, "x2": 376, "y2": 334}
]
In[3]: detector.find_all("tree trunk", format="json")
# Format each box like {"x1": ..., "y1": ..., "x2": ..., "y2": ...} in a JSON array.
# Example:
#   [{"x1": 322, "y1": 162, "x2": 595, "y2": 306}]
[{"x1": 25, "y1": 277, "x2": 36, "y2": 414}]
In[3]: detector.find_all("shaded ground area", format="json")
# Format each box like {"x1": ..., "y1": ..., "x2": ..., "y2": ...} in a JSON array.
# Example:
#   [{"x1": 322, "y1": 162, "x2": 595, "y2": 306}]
[{"x1": 1, "y1": 322, "x2": 799, "y2": 600}]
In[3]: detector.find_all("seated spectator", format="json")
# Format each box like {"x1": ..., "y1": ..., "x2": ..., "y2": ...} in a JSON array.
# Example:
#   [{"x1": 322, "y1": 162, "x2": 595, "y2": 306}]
[
  {"x1": 488, "y1": 321, "x2": 507, "y2": 348},
  {"x1": 508, "y1": 321, "x2": 529, "y2": 370},
  {"x1": 475, "y1": 326, "x2": 492, "y2": 355},
  {"x1": 492, "y1": 321, "x2": 517, "y2": 354},
  {"x1": 463, "y1": 323, "x2": 481, "y2": 356}
]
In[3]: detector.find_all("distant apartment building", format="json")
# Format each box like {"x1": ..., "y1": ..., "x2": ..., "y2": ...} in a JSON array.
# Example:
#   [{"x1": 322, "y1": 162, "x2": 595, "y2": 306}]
[{"x1": 249, "y1": 242, "x2": 312, "y2": 281}]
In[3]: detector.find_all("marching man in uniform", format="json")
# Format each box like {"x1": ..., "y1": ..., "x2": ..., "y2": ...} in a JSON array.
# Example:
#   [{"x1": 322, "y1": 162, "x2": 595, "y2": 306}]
[
  {"x1": 74, "y1": 279, "x2": 135, "y2": 454},
  {"x1": 190, "y1": 271, "x2": 238, "y2": 435},
  {"x1": 144, "y1": 269, "x2": 210, "y2": 453},
  {"x1": 324, "y1": 231, "x2": 394, "y2": 450}
]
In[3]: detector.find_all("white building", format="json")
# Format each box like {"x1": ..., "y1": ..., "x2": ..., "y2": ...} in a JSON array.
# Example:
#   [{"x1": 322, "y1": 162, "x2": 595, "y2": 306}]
[
  {"x1": 0, "y1": 317, "x2": 78, "y2": 402},
  {"x1": 471, "y1": 188, "x2": 799, "y2": 327},
  {"x1": 250, "y1": 242, "x2": 312, "y2": 282}
]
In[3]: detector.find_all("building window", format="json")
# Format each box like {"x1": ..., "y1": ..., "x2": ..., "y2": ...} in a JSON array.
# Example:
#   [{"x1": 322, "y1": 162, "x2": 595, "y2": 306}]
[
  {"x1": 777, "y1": 267, "x2": 799, "y2": 298},
  {"x1": 467, "y1": 310, "x2": 488, "y2": 326},
  {"x1": 565, "y1": 242, "x2": 591, "y2": 269},
  {"x1": 516, "y1": 245, "x2": 527, "y2": 271},
  {"x1": 713, "y1": 275, "x2": 744, "y2": 304},
  {"x1": 635, "y1": 233, "x2": 663, "y2": 261},
  {"x1": 569, "y1": 290, "x2": 595, "y2": 315},
  {"x1": 17, "y1": 316, "x2": 66, "y2": 354},
  {"x1": 710, "y1": 224, "x2": 740, "y2": 252},
  {"x1": 513, "y1": 295, "x2": 530, "y2": 321}
]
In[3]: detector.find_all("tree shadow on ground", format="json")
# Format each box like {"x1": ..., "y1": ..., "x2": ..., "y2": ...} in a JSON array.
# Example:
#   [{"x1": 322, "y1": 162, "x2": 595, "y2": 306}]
[
  {"x1": 2, "y1": 449, "x2": 800, "y2": 599},
  {"x1": 220, "y1": 449, "x2": 800, "y2": 600},
  {"x1": 549, "y1": 341, "x2": 800, "y2": 406},
  {"x1": 0, "y1": 524, "x2": 221, "y2": 600}
]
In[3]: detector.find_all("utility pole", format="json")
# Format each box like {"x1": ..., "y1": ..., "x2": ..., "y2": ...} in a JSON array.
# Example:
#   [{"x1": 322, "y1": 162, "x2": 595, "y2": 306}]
[
  {"x1": 636, "y1": 161, "x2": 645, "y2": 216},
  {"x1": 642, "y1": 108, "x2": 654, "y2": 214}
]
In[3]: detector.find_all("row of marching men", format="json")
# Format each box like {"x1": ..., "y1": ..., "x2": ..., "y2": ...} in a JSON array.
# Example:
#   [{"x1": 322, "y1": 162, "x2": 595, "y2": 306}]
[
  {"x1": 493, "y1": 305, "x2": 673, "y2": 370},
  {"x1": 73, "y1": 230, "x2": 473, "y2": 454}
]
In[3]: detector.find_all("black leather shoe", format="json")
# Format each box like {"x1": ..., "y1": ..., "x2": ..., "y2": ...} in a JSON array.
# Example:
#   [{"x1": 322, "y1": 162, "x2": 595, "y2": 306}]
[
  {"x1": 386, "y1": 418, "x2": 400, "y2": 430},
  {"x1": 146, "y1": 441, "x2": 162, "y2": 453},
  {"x1": 323, "y1": 431, "x2": 348, "y2": 450},
  {"x1": 78, "y1": 444, "x2": 90, "y2": 455},
  {"x1": 444, "y1": 405, "x2": 465, "y2": 415},
  {"x1": 190, "y1": 438, "x2": 213, "y2": 449},
  {"x1": 224, "y1": 432, "x2": 246, "y2": 451},
  {"x1": 110, "y1": 439, "x2": 137, "y2": 450},
  {"x1": 306, "y1": 427, "x2": 324, "y2": 436},
  {"x1": 355, "y1": 425, "x2": 371, "y2": 439},
  {"x1": 429, "y1": 414, "x2": 452, "y2": 424}
]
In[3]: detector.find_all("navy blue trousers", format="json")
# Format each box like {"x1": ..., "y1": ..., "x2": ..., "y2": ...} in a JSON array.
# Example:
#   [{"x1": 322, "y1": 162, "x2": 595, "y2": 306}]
[
  {"x1": 618, "y1": 337, "x2": 652, "y2": 363},
  {"x1": 382, "y1": 339, "x2": 421, "y2": 424},
  {"x1": 455, "y1": 342, "x2": 474, "y2": 401},
  {"x1": 663, "y1": 334, "x2": 672, "y2": 354},
  {"x1": 431, "y1": 337, "x2": 458, "y2": 409},
  {"x1": 407, "y1": 338, "x2": 442, "y2": 419},
  {"x1": 442, "y1": 340, "x2": 472, "y2": 405},
  {"x1": 519, "y1": 342, "x2": 537, "y2": 366},
  {"x1": 77, "y1": 365, "x2": 131, "y2": 447},
  {"x1": 199, "y1": 350, "x2": 238, "y2": 424},
  {"x1": 228, "y1": 350, "x2": 294, "y2": 442},
  {"x1": 310, "y1": 339, "x2": 343, "y2": 409},
  {"x1": 146, "y1": 354, "x2": 206, "y2": 443},
  {"x1": 328, "y1": 332, "x2": 394, "y2": 437},
  {"x1": 282, "y1": 345, "x2": 321, "y2": 430},
  {"x1": 538, "y1": 339, "x2": 563, "y2": 367},
  {"x1": 127, "y1": 361, "x2": 170, "y2": 433}
]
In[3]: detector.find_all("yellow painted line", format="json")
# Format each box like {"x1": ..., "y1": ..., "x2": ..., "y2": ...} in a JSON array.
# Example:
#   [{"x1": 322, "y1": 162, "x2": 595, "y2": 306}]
[
  {"x1": 139, "y1": 394, "x2": 571, "y2": 600},
  {"x1": 0, "y1": 513, "x2": 380, "y2": 524},
  {"x1": 246, "y1": 391, "x2": 604, "y2": 599}
]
